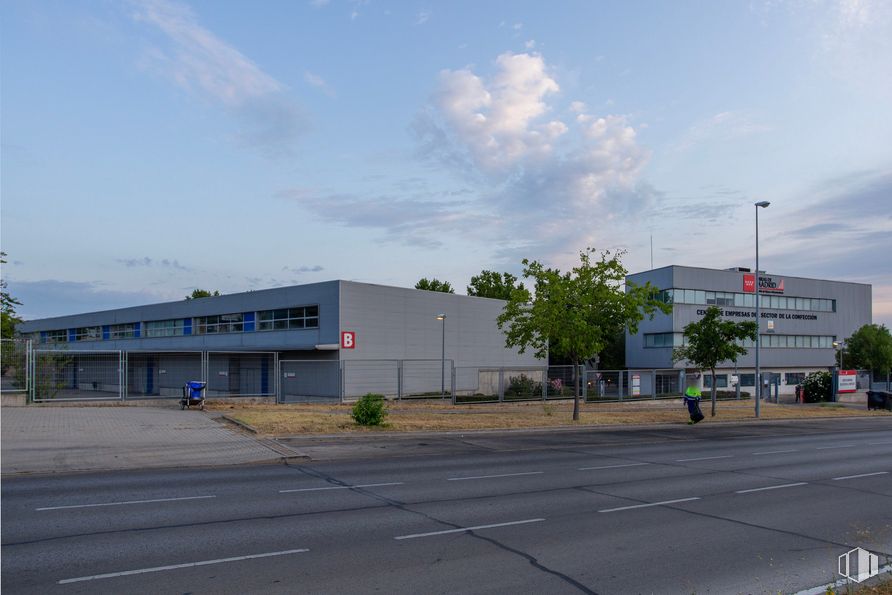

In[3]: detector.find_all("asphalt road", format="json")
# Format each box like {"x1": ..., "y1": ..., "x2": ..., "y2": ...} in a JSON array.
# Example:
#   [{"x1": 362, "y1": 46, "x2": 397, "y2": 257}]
[{"x1": 3, "y1": 417, "x2": 891, "y2": 594}]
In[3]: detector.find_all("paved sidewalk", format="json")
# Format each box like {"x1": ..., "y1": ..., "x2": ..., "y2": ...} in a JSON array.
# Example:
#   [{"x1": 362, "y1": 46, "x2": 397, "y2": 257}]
[{"x1": 1, "y1": 407, "x2": 285, "y2": 475}]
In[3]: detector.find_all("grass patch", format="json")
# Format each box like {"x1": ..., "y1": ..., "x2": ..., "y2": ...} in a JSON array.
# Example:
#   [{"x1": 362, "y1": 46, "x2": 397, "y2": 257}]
[{"x1": 211, "y1": 399, "x2": 888, "y2": 437}]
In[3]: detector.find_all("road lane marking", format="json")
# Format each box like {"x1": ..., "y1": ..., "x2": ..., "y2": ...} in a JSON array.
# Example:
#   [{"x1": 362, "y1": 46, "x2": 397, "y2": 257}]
[
  {"x1": 752, "y1": 449, "x2": 798, "y2": 455},
  {"x1": 832, "y1": 471, "x2": 889, "y2": 481},
  {"x1": 598, "y1": 497, "x2": 700, "y2": 513},
  {"x1": 58, "y1": 548, "x2": 310, "y2": 584},
  {"x1": 36, "y1": 495, "x2": 216, "y2": 511},
  {"x1": 736, "y1": 482, "x2": 808, "y2": 494},
  {"x1": 869, "y1": 441, "x2": 892, "y2": 445},
  {"x1": 675, "y1": 455, "x2": 733, "y2": 462},
  {"x1": 394, "y1": 518, "x2": 545, "y2": 540},
  {"x1": 279, "y1": 482, "x2": 403, "y2": 493},
  {"x1": 446, "y1": 471, "x2": 544, "y2": 481},
  {"x1": 816, "y1": 444, "x2": 856, "y2": 450},
  {"x1": 578, "y1": 463, "x2": 651, "y2": 471}
]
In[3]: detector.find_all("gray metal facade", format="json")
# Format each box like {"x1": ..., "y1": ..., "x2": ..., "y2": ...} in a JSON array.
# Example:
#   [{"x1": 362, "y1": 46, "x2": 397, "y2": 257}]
[
  {"x1": 625, "y1": 266, "x2": 872, "y2": 375},
  {"x1": 18, "y1": 280, "x2": 536, "y2": 368}
]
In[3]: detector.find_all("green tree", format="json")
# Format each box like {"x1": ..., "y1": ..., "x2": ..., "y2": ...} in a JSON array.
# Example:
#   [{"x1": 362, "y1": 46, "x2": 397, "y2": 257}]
[
  {"x1": 672, "y1": 306, "x2": 757, "y2": 417},
  {"x1": 185, "y1": 289, "x2": 221, "y2": 300},
  {"x1": 1, "y1": 252, "x2": 23, "y2": 340},
  {"x1": 498, "y1": 248, "x2": 670, "y2": 420},
  {"x1": 846, "y1": 323, "x2": 892, "y2": 380},
  {"x1": 467, "y1": 270, "x2": 524, "y2": 301},
  {"x1": 414, "y1": 278, "x2": 455, "y2": 293}
]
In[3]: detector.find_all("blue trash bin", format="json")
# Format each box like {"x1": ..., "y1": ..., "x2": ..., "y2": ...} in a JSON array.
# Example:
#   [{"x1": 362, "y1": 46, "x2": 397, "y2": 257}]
[{"x1": 181, "y1": 381, "x2": 207, "y2": 410}]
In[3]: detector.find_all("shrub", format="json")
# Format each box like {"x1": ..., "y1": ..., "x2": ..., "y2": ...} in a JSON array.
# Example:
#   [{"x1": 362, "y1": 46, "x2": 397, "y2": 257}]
[
  {"x1": 504, "y1": 374, "x2": 542, "y2": 397},
  {"x1": 802, "y1": 371, "x2": 832, "y2": 403},
  {"x1": 351, "y1": 393, "x2": 387, "y2": 426}
]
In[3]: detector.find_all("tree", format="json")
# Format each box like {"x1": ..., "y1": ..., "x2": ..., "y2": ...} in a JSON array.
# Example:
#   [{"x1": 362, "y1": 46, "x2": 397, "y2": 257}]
[
  {"x1": 467, "y1": 270, "x2": 524, "y2": 301},
  {"x1": 498, "y1": 248, "x2": 670, "y2": 420},
  {"x1": 1, "y1": 252, "x2": 22, "y2": 340},
  {"x1": 846, "y1": 324, "x2": 892, "y2": 380},
  {"x1": 185, "y1": 289, "x2": 221, "y2": 300},
  {"x1": 672, "y1": 306, "x2": 757, "y2": 417},
  {"x1": 414, "y1": 278, "x2": 454, "y2": 293}
]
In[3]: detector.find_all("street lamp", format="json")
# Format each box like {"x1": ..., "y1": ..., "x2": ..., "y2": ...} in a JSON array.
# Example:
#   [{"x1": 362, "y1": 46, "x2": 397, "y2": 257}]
[
  {"x1": 833, "y1": 340, "x2": 845, "y2": 401},
  {"x1": 754, "y1": 200, "x2": 770, "y2": 419},
  {"x1": 436, "y1": 314, "x2": 446, "y2": 398}
]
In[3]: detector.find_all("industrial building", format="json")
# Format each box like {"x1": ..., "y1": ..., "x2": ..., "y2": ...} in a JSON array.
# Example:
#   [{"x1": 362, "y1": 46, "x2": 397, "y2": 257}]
[
  {"x1": 625, "y1": 266, "x2": 872, "y2": 396},
  {"x1": 18, "y1": 280, "x2": 540, "y2": 402}
]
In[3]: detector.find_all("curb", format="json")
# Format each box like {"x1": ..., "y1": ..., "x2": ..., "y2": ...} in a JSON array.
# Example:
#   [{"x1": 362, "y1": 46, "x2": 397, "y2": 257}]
[{"x1": 219, "y1": 414, "x2": 259, "y2": 434}]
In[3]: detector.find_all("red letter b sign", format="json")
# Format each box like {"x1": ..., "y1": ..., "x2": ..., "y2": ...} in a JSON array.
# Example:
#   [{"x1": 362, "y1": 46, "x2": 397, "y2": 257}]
[{"x1": 341, "y1": 331, "x2": 355, "y2": 349}]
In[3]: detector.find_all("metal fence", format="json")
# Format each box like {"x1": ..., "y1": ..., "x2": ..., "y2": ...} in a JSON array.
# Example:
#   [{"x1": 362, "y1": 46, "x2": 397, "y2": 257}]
[
  {"x1": 206, "y1": 352, "x2": 277, "y2": 398},
  {"x1": 279, "y1": 360, "x2": 341, "y2": 402},
  {"x1": 1, "y1": 338, "x2": 30, "y2": 394},
  {"x1": 341, "y1": 359, "x2": 455, "y2": 401},
  {"x1": 584, "y1": 369, "x2": 686, "y2": 401},
  {"x1": 454, "y1": 365, "x2": 580, "y2": 404},
  {"x1": 126, "y1": 351, "x2": 203, "y2": 399},
  {"x1": 32, "y1": 350, "x2": 124, "y2": 402}
]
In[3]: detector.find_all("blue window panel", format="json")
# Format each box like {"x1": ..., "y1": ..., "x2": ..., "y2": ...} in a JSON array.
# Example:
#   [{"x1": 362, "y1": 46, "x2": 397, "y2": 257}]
[
  {"x1": 183, "y1": 319, "x2": 192, "y2": 336},
  {"x1": 102, "y1": 325, "x2": 110, "y2": 341},
  {"x1": 40, "y1": 331, "x2": 48, "y2": 344},
  {"x1": 243, "y1": 312, "x2": 255, "y2": 332},
  {"x1": 68, "y1": 329, "x2": 76, "y2": 342},
  {"x1": 133, "y1": 323, "x2": 141, "y2": 338},
  {"x1": 261, "y1": 356, "x2": 269, "y2": 394}
]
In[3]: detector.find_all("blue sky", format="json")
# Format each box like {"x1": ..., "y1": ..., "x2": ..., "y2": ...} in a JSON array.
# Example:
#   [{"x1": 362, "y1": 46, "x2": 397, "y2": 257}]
[{"x1": 2, "y1": 0, "x2": 891, "y2": 325}]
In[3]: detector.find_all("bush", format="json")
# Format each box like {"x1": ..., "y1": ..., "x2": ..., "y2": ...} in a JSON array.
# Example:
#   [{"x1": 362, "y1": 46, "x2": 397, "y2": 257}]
[
  {"x1": 504, "y1": 374, "x2": 542, "y2": 397},
  {"x1": 351, "y1": 393, "x2": 387, "y2": 426},
  {"x1": 802, "y1": 371, "x2": 832, "y2": 403}
]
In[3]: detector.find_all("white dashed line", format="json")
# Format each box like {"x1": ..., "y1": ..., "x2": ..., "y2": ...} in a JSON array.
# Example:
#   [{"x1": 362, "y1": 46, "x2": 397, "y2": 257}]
[
  {"x1": 752, "y1": 449, "x2": 798, "y2": 455},
  {"x1": 446, "y1": 472, "x2": 544, "y2": 481},
  {"x1": 36, "y1": 495, "x2": 216, "y2": 511},
  {"x1": 578, "y1": 463, "x2": 651, "y2": 471},
  {"x1": 675, "y1": 455, "x2": 733, "y2": 462},
  {"x1": 59, "y1": 549, "x2": 310, "y2": 584},
  {"x1": 816, "y1": 444, "x2": 855, "y2": 450},
  {"x1": 279, "y1": 482, "x2": 403, "y2": 493},
  {"x1": 868, "y1": 441, "x2": 892, "y2": 445},
  {"x1": 736, "y1": 482, "x2": 808, "y2": 494},
  {"x1": 394, "y1": 518, "x2": 545, "y2": 540},
  {"x1": 832, "y1": 471, "x2": 889, "y2": 481},
  {"x1": 598, "y1": 497, "x2": 700, "y2": 513}
]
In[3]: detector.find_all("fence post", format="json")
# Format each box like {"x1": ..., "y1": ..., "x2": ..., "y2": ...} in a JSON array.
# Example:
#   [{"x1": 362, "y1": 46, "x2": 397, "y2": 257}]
[
  {"x1": 451, "y1": 361, "x2": 456, "y2": 404},
  {"x1": 498, "y1": 368, "x2": 505, "y2": 403},
  {"x1": 397, "y1": 359, "x2": 403, "y2": 401},
  {"x1": 339, "y1": 361, "x2": 345, "y2": 404},
  {"x1": 118, "y1": 351, "x2": 125, "y2": 401},
  {"x1": 652, "y1": 369, "x2": 657, "y2": 399},
  {"x1": 542, "y1": 367, "x2": 547, "y2": 401}
]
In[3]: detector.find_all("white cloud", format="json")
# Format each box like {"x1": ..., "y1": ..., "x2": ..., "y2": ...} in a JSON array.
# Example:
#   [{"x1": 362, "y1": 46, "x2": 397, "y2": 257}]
[
  {"x1": 416, "y1": 9, "x2": 431, "y2": 25},
  {"x1": 304, "y1": 71, "x2": 336, "y2": 97},
  {"x1": 671, "y1": 110, "x2": 772, "y2": 153},
  {"x1": 132, "y1": 0, "x2": 305, "y2": 156},
  {"x1": 525, "y1": 39, "x2": 536, "y2": 49}
]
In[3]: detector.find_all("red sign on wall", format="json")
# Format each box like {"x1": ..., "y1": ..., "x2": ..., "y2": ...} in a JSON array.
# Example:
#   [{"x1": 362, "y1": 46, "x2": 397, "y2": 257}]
[
  {"x1": 341, "y1": 331, "x2": 355, "y2": 349},
  {"x1": 838, "y1": 370, "x2": 857, "y2": 393},
  {"x1": 743, "y1": 274, "x2": 755, "y2": 293}
]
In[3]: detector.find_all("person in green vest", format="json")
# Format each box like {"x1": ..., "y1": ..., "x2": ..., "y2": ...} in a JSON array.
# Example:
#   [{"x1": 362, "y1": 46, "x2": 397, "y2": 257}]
[{"x1": 683, "y1": 385, "x2": 704, "y2": 423}]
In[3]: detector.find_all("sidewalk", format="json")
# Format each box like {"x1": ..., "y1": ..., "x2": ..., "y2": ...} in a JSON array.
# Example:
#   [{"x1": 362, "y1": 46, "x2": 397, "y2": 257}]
[{"x1": 1, "y1": 406, "x2": 297, "y2": 476}]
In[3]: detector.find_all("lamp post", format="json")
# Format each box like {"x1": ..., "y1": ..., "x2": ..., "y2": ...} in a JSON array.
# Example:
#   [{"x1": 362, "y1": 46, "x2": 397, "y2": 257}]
[
  {"x1": 754, "y1": 200, "x2": 770, "y2": 418},
  {"x1": 833, "y1": 340, "x2": 844, "y2": 401},
  {"x1": 436, "y1": 314, "x2": 446, "y2": 398}
]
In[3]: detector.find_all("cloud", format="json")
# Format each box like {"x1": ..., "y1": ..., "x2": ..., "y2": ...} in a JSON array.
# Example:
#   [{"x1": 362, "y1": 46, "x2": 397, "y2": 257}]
[
  {"x1": 116, "y1": 256, "x2": 190, "y2": 271},
  {"x1": 304, "y1": 71, "x2": 336, "y2": 97},
  {"x1": 671, "y1": 111, "x2": 772, "y2": 153},
  {"x1": 309, "y1": 0, "x2": 329, "y2": 6},
  {"x1": 132, "y1": 0, "x2": 306, "y2": 156},
  {"x1": 282, "y1": 265, "x2": 324, "y2": 274},
  {"x1": 416, "y1": 9, "x2": 431, "y2": 25}
]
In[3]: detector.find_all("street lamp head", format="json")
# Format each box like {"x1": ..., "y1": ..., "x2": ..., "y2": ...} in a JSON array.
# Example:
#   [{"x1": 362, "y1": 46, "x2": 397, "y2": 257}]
[
  {"x1": 755, "y1": 201, "x2": 770, "y2": 208},
  {"x1": 436, "y1": 314, "x2": 446, "y2": 320},
  {"x1": 832, "y1": 341, "x2": 840, "y2": 348}
]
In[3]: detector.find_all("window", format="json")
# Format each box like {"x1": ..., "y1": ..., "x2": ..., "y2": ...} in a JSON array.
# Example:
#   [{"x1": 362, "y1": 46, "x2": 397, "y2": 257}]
[
  {"x1": 109, "y1": 323, "x2": 138, "y2": 339},
  {"x1": 739, "y1": 373, "x2": 755, "y2": 387},
  {"x1": 703, "y1": 374, "x2": 728, "y2": 388},
  {"x1": 146, "y1": 319, "x2": 185, "y2": 337},
  {"x1": 257, "y1": 305, "x2": 319, "y2": 331},
  {"x1": 785, "y1": 372, "x2": 805, "y2": 385},
  {"x1": 46, "y1": 330, "x2": 68, "y2": 343},
  {"x1": 73, "y1": 326, "x2": 101, "y2": 341},
  {"x1": 195, "y1": 313, "x2": 244, "y2": 334}
]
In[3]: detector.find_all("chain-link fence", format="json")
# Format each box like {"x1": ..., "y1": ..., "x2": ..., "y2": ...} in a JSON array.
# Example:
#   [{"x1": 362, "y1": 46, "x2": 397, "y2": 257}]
[
  {"x1": 126, "y1": 352, "x2": 203, "y2": 399},
  {"x1": 455, "y1": 366, "x2": 581, "y2": 404},
  {"x1": 341, "y1": 359, "x2": 455, "y2": 401},
  {"x1": 32, "y1": 350, "x2": 123, "y2": 402},
  {"x1": 279, "y1": 360, "x2": 341, "y2": 402},
  {"x1": 206, "y1": 352, "x2": 277, "y2": 397},
  {"x1": 1, "y1": 338, "x2": 30, "y2": 394}
]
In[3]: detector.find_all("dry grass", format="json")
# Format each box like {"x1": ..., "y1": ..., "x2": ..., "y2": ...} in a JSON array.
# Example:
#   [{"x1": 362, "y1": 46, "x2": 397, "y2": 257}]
[{"x1": 211, "y1": 398, "x2": 889, "y2": 437}]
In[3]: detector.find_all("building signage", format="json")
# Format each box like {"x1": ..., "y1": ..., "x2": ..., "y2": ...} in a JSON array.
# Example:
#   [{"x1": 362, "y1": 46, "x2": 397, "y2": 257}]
[
  {"x1": 696, "y1": 309, "x2": 818, "y2": 321},
  {"x1": 838, "y1": 370, "x2": 857, "y2": 393},
  {"x1": 743, "y1": 274, "x2": 785, "y2": 294},
  {"x1": 631, "y1": 374, "x2": 641, "y2": 396},
  {"x1": 341, "y1": 331, "x2": 356, "y2": 349}
]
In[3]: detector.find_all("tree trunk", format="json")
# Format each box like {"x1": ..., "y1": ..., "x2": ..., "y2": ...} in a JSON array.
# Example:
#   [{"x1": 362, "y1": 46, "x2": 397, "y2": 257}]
[
  {"x1": 710, "y1": 368, "x2": 717, "y2": 417},
  {"x1": 572, "y1": 362, "x2": 580, "y2": 421}
]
